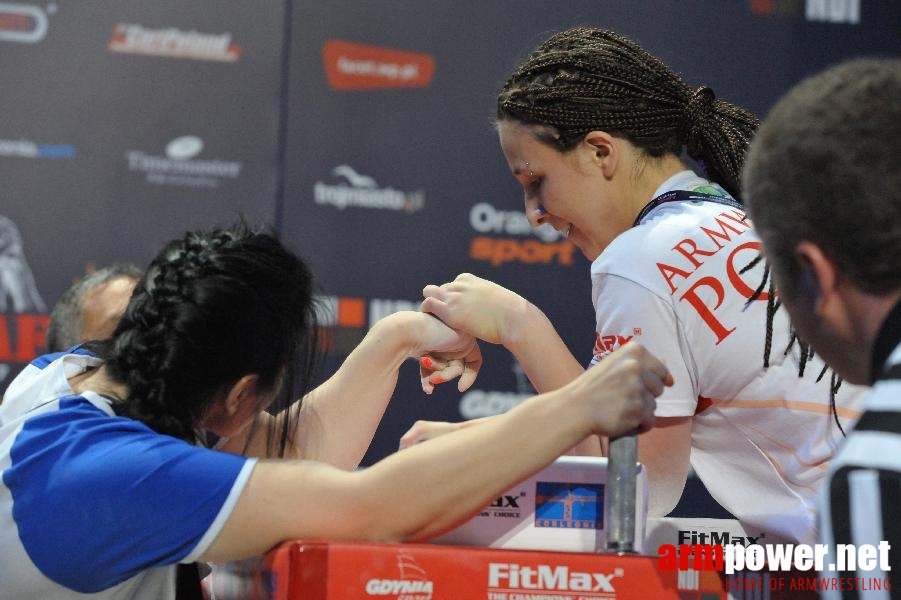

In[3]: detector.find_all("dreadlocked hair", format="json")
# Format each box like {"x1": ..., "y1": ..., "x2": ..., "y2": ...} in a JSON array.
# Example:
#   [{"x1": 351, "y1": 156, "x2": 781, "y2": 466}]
[
  {"x1": 100, "y1": 221, "x2": 322, "y2": 456},
  {"x1": 740, "y1": 255, "x2": 846, "y2": 437},
  {"x1": 497, "y1": 27, "x2": 759, "y2": 201}
]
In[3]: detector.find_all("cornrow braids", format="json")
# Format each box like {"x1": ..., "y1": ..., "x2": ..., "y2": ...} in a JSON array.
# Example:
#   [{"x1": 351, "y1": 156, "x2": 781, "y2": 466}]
[
  {"x1": 497, "y1": 27, "x2": 759, "y2": 200},
  {"x1": 103, "y1": 222, "x2": 321, "y2": 453}
]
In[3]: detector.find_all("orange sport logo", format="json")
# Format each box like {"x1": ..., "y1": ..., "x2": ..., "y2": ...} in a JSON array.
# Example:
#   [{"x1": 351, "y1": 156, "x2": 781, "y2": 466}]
[{"x1": 321, "y1": 39, "x2": 435, "y2": 90}]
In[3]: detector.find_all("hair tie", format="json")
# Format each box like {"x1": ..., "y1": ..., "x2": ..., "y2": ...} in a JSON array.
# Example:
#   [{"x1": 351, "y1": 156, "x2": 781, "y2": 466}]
[{"x1": 678, "y1": 85, "x2": 716, "y2": 145}]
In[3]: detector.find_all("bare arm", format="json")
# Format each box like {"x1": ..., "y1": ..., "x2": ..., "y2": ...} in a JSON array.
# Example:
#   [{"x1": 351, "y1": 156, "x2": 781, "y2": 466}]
[
  {"x1": 201, "y1": 342, "x2": 669, "y2": 561},
  {"x1": 421, "y1": 274, "x2": 585, "y2": 393},
  {"x1": 224, "y1": 311, "x2": 480, "y2": 469},
  {"x1": 637, "y1": 416, "x2": 693, "y2": 517},
  {"x1": 419, "y1": 273, "x2": 594, "y2": 452}
]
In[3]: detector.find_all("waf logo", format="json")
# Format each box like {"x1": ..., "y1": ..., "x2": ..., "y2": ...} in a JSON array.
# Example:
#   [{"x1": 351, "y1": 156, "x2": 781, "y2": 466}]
[
  {"x1": 322, "y1": 39, "x2": 435, "y2": 90},
  {"x1": 535, "y1": 482, "x2": 603, "y2": 529},
  {"x1": 364, "y1": 550, "x2": 433, "y2": 599},
  {"x1": 0, "y1": 2, "x2": 50, "y2": 43},
  {"x1": 0, "y1": 215, "x2": 48, "y2": 385}
]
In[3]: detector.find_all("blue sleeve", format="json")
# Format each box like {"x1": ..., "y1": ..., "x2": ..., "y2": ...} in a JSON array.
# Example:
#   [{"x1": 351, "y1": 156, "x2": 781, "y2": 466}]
[{"x1": 4, "y1": 398, "x2": 254, "y2": 593}]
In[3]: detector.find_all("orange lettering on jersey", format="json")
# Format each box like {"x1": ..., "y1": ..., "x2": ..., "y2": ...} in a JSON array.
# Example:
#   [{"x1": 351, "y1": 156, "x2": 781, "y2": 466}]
[
  {"x1": 656, "y1": 261, "x2": 693, "y2": 294},
  {"x1": 726, "y1": 241, "x2": 770, "y2": 301},
  {"x1": 673, "y1": 238, "x2": 717, "y2": 268},
  {"x1": 593, "y1": 333, "x2": 635, "y2": 357},
  {"x1": 680, "y1": 276, "x2": 736, "y2": 344},
  {"x1": 700, "y1": 211, "x2": 750, "y2": 249}
]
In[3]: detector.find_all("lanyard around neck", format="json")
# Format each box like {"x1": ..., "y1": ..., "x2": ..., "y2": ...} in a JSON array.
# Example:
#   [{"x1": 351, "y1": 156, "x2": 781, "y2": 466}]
[{"x1": 633, "y1": 189, "x2": 744, "y2": 227}]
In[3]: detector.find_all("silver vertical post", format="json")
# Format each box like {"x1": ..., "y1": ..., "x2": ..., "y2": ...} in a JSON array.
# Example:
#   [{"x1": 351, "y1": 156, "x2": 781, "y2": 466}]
[{"x1": 605, "y1": 430, "x2": 637, "y2": 554}]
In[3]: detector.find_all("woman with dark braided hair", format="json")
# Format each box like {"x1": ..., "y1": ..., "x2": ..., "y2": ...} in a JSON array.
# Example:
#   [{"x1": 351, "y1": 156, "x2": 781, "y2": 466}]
[
  {"x1": 411, "y1": 27, "x2": 865, "y2": 545},
  {"x1": 0, "y1": 221, "x2": 667, "y2": 598}
]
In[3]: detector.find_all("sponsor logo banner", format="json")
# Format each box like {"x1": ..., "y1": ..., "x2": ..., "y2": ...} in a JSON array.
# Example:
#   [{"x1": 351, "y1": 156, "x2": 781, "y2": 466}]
[
  {"x1": 750, "y1": 0, "x2": 861, "y2": 23},
  {"x1": 125, "y1": 135, "x2": 242, "y2": 188},
  {"x1": 314, "y1": 165, "x2": 425, "y2": 213},
  {"x1": 469, "y1": 202, "x2": 575, "y2": 267},
  {"x1": 322, "y1": 39, "x2": 434, "y2": 90},
  {"x1": 109, "y1": 23, "x2": 241, "y2": 62},
  {"x1": 0, "y1": 2, "x2": 49, "y2": 43},
  {"x1": 535, "y1": 482, "x2": 604, "y2": 530},
  {"x1": 0, "y1": 138, "x2": 75, "y2": 159},
  {"x1": 0, "y1": 215, "x2": 48, "y2": 388}
]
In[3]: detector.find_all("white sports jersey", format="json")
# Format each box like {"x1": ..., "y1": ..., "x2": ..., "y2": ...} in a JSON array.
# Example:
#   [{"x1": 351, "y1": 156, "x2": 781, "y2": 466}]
[
  {"x1": 0, "y1": 348, "x2": 257, "y2": 599},
  {"x1": 590, "y1": 170, "x2": 865, "y2": 544}
]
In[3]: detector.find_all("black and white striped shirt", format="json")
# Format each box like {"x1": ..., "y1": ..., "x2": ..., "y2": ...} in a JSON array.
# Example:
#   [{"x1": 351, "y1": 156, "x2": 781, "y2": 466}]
[{"x1": 820, "y1": 301, "x2": 901, "y2": 600}]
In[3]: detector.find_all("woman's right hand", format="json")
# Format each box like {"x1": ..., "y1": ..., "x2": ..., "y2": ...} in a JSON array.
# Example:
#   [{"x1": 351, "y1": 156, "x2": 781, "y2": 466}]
[
  {"x1": 568, "y1": 341, "x2": 671, "y2": 437},
  {"x1": 421, "y1": 273, "x2": 529, "y2": 346}
]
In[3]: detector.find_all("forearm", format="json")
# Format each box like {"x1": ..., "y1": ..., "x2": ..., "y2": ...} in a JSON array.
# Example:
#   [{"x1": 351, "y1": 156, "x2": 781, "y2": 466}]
[
  {"x1": 504, "y1": 301, "x2": 585, "y2": 393},
  {"x1": 296, "y1": 312, "x2": 420, "y2": 468},
  {"x1": 637, "y1": 416, "x2": 693, "y2": 516},
  {"x1": 355, "y1": 387, "x2": 589, "y2": 541},
  {"x1": 206, "y1": 388, "x2": 589, "y2": 561}
]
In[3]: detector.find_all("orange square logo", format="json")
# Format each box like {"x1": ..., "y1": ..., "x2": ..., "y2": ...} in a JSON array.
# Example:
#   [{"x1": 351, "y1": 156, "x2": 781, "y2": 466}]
[{"x1": 337, "y1": 297, "x2": 366, "y2": 328}]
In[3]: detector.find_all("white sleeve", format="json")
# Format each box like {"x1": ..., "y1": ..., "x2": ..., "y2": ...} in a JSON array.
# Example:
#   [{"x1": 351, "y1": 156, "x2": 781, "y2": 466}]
[{"x1": 591, "y1": 272, "x2": 699, "y2": 417}]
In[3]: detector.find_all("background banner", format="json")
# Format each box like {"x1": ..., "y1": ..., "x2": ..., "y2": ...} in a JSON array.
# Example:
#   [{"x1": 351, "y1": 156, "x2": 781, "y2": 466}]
[{"x1": 2, "y1": 1, "x2": 898, "y2": 478}]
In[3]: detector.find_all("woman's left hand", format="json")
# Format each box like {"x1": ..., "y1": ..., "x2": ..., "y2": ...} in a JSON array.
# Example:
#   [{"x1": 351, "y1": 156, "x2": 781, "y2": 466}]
[{"x1": 413, "y1": 313, "x2": 482, "y2": 394}]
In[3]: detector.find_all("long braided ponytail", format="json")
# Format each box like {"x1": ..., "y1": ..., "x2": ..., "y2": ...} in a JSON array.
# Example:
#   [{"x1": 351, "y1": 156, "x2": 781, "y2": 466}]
[
  {"x1": 497, "y1": 27, "x2": 759, "y2": 200},
  {"x1": 103, "y1": 222, "x2": 321, "y2": 454}
]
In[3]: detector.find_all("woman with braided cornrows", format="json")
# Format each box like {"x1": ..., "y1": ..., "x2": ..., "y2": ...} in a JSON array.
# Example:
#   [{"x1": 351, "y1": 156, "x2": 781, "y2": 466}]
[
  {"x1": 413, "y1": 27, "x2": 865, "y2": 545},
  {"x1": 0, "y1": 221, "x2": 667, "y2": 599}
]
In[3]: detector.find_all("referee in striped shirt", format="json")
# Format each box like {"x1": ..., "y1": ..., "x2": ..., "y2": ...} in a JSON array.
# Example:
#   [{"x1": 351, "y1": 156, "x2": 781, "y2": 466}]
[{"x1": 743, "y1": 58, "x2": 901, "y2": 599}]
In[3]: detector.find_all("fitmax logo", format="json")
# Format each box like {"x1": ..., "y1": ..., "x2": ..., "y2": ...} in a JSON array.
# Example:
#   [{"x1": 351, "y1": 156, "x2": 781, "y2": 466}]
[
  {"x1": 678, "y1": 529, "x2": 765, "y2": 547},
  {"x1": 488, "y1": 563, "x2": 622, "y2": 593},
  {"x1": 490, "y1": 495, "x2": 520, "y2": 509}
]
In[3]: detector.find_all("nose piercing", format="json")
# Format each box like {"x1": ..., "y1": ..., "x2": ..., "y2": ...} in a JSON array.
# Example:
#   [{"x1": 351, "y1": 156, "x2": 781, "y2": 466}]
[{"x1": 534, "y1": 205, "x2": 547, "y2": 216}]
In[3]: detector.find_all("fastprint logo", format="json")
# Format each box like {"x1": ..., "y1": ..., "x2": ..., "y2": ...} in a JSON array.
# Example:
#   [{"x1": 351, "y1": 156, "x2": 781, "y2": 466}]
[
  {"x1": 322, "y1": 39, "x2": 434, "y2": 90},
  {"x1": 488, "y1": 563, "x2": 622, "y2": 594},
  {"x1": 109, "y1": 23, "x2": 241, "y2": 61},
  {"x1": 749, "y1": 0, "x2": 861, "y2": 23},
  {"x1": 469, "y1": 202, "x2": 575, "y2": 267},
  {"x1": 535, "y1": 482, "x2": 603, "y2": 529},
  {"x1": 0, "y1": 2, "x2": 49, "y2": 43},
  {"x1": 365, "y1": 550, "x2": 433, "y2": 599},
  {"x1": 314, "y1": 165, "x2": 425, "y2": 213},
  {"x1": 126, "y1": 135, "x2": 242, "y2": 188},
  {"x1": 0, "y1": 138, "x2": 75, "y2": 159}
]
